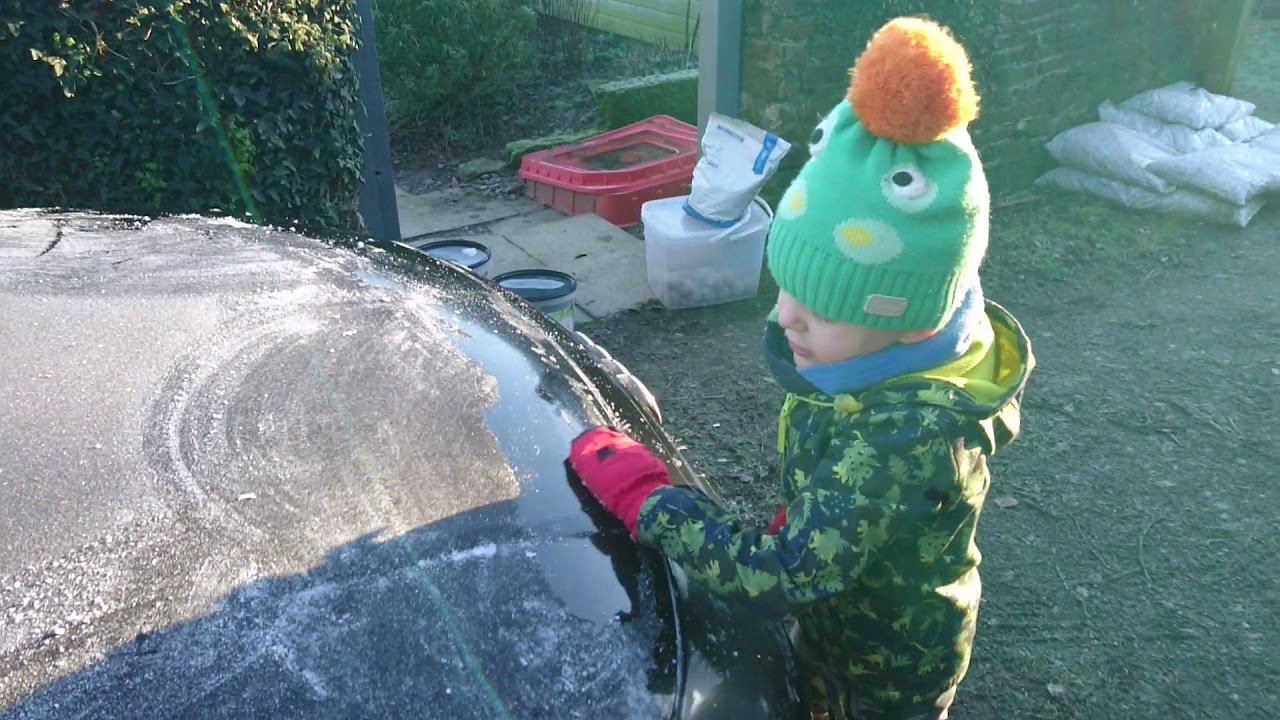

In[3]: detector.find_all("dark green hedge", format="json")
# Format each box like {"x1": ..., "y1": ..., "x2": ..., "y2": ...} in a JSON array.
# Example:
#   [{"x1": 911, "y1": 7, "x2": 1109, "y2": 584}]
[
  {"x1": 593, "y1": 69, "x2": 698, "y2": 130},
  {"x1": 0, "y1": 0, "x2": 364, "y2": 234}
]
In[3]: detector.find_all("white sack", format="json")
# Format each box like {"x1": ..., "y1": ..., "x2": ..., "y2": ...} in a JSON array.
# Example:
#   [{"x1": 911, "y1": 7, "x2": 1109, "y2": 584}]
[
  {"x1": 1147, "y1": 145, "x2": 1280, "y2": 205},
  {"x1": 1119, "y1": 81, "x2": 1256, "y2": 130},
  {"x1": 1034, "y1": 166, "x2": 1265, "y2": 228},
  {"x1": 1219, "y1": 115, "x2": 1276, "y2": 143},
  {"x1": 1098, "y1": 100, "x2": 1232, "y2": 154},
  {"x1": 1250, "y1": 126, "x2": 1280, "y2": 153},
  {"x1": 1044, "y1": 122, "x2": 1177, "y2": 193}
]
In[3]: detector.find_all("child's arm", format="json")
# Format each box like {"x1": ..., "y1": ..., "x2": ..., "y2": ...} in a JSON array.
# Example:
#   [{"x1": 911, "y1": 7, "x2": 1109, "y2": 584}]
[
  {"x1": 570, "y1": 419, "x2": 966, "y2": 617},
  {"x1": 650, "y1": 413, "x2": 970, "y2": 615}
]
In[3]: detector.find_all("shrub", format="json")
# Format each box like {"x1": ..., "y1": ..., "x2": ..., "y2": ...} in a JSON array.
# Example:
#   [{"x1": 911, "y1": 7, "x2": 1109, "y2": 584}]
[
  {"x1": 0, "y1": 0, "x2": 364, "y2": 234},
  {"x1": 374, "y1": 0, "x2": 539, "y2": 149},
  {"x1": 533, "y1": 0, "x2": 598, "y2": 72}
]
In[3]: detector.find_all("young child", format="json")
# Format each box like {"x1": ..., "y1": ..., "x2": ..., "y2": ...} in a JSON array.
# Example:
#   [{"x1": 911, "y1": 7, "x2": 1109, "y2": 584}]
[{"x1": 567, "y1": 17, "x2": 1034, "y2": 720}]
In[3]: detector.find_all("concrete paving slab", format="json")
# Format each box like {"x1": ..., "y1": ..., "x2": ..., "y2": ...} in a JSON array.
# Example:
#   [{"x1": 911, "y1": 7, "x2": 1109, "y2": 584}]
[
  {"x1": 505, "y1": 213, "x2": 655, "y2": 318},
  {"x1": 477, "y1": 235, "x2": 547, "y2": 277},
  {"x1": 485, "y1": 207, "x2": 571, "y2": 238},
  {"x1": 402, "y1": 233, "x2": 545, "y2": 278},
  {"x1": 396, "y1": 186, "x2": 543, "y2": 239}
]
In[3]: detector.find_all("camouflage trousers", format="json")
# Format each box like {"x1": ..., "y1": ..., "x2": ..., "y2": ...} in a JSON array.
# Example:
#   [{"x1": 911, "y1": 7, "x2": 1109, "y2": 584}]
[{"x1": 785, "y1": 617, "x2": 956, "y2": 720}]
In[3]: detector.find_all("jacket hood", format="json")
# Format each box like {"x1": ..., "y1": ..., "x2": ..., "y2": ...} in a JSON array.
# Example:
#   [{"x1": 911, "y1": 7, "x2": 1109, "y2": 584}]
[{"x1": 765, "y1": 300, "x2": 1034, "y2": 451}]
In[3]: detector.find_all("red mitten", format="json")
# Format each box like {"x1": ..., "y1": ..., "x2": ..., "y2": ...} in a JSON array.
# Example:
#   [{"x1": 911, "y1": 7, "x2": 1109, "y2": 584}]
[
  {"x1": 766, "y1": 504, "x2": 787, "y2": 535},
  {"x1": 567, "y1": 427, "x2": 671, "y2": 538}
]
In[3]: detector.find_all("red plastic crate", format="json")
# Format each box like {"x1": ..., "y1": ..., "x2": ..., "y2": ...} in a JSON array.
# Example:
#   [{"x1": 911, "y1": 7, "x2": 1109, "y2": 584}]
[{"x1": 518, "y1": 115, "x2": 699, "y2": 227}]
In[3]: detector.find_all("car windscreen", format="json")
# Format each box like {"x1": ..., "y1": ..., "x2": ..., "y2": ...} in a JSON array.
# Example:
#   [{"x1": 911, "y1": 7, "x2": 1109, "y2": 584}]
[{"x1": 0, "y1": 212, "x2": 680, "y2": 718}]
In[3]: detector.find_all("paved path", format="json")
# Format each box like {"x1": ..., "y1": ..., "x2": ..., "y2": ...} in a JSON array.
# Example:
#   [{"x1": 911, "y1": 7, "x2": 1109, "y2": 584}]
[{"x1": 395, "y1": 186, "x2": 656, "y2": 325}]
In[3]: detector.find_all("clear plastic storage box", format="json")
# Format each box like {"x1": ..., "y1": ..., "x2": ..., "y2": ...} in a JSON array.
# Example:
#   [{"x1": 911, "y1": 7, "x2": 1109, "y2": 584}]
[{"x1": 642, "y1": 195, "x2": 773, "y2": 310}]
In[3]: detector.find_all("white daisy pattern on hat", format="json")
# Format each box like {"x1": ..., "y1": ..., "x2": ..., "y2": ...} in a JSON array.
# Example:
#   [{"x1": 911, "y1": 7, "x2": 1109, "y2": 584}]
[
  {"x1": 778, "y1": 177, "x2": 808, "y2": 220},
  {"x1": 833, "y1": 218, "x2": 903, "y2": 264}
]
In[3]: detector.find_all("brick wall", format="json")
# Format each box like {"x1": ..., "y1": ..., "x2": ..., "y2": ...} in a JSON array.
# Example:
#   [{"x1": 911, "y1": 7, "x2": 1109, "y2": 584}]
[{"x1": 739, "y1": 0, "x2": 1195, "y2": 197}]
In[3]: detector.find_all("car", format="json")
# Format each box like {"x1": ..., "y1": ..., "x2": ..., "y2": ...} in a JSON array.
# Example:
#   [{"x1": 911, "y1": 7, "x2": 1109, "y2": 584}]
[{"x1": 0, "y1": 210, "x2": 800, "y2": 719}]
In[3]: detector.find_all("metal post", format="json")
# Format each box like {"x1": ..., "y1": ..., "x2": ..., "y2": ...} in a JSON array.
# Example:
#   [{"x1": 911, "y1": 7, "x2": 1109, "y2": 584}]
[
  {"x1": 352, "y1": 0, "x2": 401, "y2": 242},
  {"x1": 697, "y1": 0, "x2": 743, "y2": 139}
]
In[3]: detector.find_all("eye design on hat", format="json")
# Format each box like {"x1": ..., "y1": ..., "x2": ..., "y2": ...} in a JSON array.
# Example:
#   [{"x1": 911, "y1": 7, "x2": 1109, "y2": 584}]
[
  {"x1": 833, "y1": 218, "x2": 903, "y2": 265},
  {"x1": 881, "y1": 164, "x2": 938, "y2": 213},
  {"x1": 808, "y1": 111, "x2": 839, "y2": 159}
]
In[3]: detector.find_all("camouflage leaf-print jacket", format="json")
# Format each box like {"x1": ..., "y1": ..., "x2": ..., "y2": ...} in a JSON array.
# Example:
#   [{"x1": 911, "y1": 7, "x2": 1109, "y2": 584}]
[{"x1": 636, "y1": 302, "x2": 1033, "y2": 714}]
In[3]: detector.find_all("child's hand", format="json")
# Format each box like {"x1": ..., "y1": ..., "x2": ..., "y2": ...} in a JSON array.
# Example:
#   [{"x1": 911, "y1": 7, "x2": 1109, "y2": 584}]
[
  {"x1": 567, "y1": 427, "x2": 672, "y2": 538},
  {"x1": 766, "y1": 504, "x2": 787, "y2": 535}
]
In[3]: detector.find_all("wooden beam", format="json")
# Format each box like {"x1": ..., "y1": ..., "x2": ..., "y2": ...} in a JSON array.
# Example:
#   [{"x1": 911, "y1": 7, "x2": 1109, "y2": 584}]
[
  {"x1": 1211, "y1": 0, "x2": 1257, "y2": 93},
  {"x1": 1181, "y1": 0, "x2": 1258, "y2": 93}
]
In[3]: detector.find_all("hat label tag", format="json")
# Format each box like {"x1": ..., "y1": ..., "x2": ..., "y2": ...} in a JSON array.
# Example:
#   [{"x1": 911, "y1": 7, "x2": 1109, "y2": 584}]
[{"x1": 864, "y1": 294, "x2": 908, "y2": 318}]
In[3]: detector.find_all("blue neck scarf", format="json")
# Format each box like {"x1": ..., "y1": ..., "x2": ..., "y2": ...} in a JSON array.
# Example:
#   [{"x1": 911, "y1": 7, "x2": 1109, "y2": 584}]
[{"x1": 765, "y1": 283, "x2": 985, "y2": 396}]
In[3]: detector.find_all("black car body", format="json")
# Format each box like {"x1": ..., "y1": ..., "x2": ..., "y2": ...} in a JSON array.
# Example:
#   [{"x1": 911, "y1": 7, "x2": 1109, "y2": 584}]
[{"x1": 0, "y1": 211, "x2": 799, "y2": 719}]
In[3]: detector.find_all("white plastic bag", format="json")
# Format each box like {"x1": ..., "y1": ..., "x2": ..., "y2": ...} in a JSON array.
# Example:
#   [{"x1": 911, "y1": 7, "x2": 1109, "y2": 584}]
[
  {"x1": 685, "y1": 113, "x2": 791, "y2": 226},
  {"x1": 1119, "y1": 81, "x2": 1256, "y2": 130},
  {"x1": 1044, "y1": 122, "x2": 1177, "y2": 193},
  {"x1": 1098, "y1": 100, "x2": 1232, "y2": 155},
  {"x1": 1219, "y1": 115, "x2": 1276, "y2": 143},
  {"x1": 1034, "y1": 167, "x2": 1265, "y2": 228},
  {"x1": 1147, "y1": 145, "x2": 1280, "y2": 205}
]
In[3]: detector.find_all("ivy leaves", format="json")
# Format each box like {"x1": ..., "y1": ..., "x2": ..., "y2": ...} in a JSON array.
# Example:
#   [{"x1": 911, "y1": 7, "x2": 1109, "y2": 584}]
[{"x1": 3, "y1": 0, "x2": 363, "y2": 234}]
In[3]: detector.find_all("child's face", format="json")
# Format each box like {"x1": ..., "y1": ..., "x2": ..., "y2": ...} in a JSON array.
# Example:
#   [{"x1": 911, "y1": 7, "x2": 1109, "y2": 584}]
[{"x1": 776, "y1": 290, "x2": 910, "y2": 369}]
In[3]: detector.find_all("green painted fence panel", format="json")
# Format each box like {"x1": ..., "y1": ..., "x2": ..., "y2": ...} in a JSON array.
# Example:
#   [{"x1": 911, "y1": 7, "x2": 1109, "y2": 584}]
[{"x1": 542, "y1": 0, "x2": 701, "y2": 48}]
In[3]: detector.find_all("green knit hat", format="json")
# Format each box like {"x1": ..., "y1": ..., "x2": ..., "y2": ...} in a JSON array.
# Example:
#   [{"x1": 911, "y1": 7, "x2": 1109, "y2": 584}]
[{"x1": 767, "y1": 17, "x2": 989, "y2": 331}]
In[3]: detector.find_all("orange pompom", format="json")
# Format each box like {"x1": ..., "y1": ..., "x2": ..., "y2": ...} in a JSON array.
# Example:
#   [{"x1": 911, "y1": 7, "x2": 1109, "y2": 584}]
[{"x1": 847, "y1": 17, "x2": 980, "y2": 145}]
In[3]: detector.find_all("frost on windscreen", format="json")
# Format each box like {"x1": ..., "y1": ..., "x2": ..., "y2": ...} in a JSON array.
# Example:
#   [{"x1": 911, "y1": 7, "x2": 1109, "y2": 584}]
[
  {"x1": 402, "y1": 531, "x2": 676, "y2": 719},
  {"x1": 142, "y1": 224, "x2": 515, "y2": 558},
  {"x1": 6, "y1": 513, "x2": 677, "y2": 718}
]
